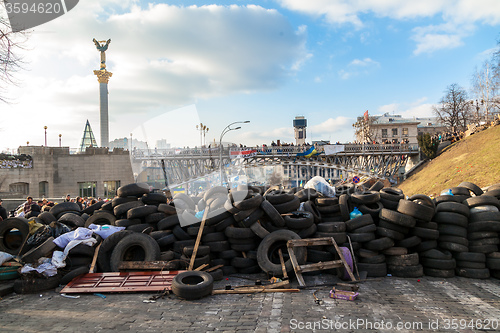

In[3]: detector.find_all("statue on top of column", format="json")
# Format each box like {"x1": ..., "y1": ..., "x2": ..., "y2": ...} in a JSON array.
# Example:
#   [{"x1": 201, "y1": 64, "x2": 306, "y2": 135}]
[{"x1": 93, "y1": 38, "x2": 111, "y2": 70}]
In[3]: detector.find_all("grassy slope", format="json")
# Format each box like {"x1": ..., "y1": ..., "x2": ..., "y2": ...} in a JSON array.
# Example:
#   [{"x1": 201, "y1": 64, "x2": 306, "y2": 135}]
[{"x1": 398, "y1": 125, "x2": 500, "y2": 197}]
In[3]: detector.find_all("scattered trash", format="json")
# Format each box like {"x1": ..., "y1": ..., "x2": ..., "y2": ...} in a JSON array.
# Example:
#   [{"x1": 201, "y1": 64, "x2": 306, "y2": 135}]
[
  {"x1": 60, "y1": 293, "x2": 80, "y2": 299},
  {"x1": 93, "y1": 293, "x2": 106, "y2": 299}
]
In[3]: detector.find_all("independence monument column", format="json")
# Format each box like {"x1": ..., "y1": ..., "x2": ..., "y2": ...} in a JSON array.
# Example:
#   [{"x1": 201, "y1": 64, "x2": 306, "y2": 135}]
[{"x1": 93, "y1": 38, "x2": 112, "y2": 147}]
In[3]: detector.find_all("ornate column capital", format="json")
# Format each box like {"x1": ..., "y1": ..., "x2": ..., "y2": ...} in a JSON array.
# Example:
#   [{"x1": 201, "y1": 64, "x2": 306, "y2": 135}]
[{"x1": 93, "y1": 70, "x2": 113, "y2": 84}]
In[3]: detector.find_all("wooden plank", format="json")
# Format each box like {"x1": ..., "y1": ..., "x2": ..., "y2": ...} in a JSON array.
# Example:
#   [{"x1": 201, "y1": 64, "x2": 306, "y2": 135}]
[
  {"x1": 278, "y1": 248, "x2": 288, "y2": 280},
  {"x1": 287, "y1": 246, "x2": 305, "y2": 287},
  {"x1": 194, "y1": 264, "x2": 209, "y2": 271},
  {"x1": 212, "y1": 288, "x2": 299, "y2": 295},
  {"x1": 118, "y1": 261, "x2": 177, "y2": 271},
  {"x1": 89, "y1": 243, "x2": 101, "y2": 273},
  {"x1": 287, "y1": 238, "x2": 337, "y2": 247},
  {"x1": 188, "y1": 208, "x2": 210, "y2": 271},
  {"x1": 299, "y1": 261, "x2": 343, "y2": 273},
  {"x1": 330, "y1": 237, "x2": 356, "y2": 282},
  {"x1": 204, "y1": 264, "x2": 223, "y2": 273}
]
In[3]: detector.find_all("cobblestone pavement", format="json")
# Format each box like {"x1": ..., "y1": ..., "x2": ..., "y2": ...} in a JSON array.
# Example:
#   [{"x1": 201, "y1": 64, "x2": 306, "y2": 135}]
[{"x1": 1, "y1": 274, "x2": 500, "y2": 333}]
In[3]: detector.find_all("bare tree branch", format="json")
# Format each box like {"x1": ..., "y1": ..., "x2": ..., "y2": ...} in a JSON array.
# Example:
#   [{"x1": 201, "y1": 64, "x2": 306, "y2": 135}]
[{"x1": 433, "y1": 83, "x2": 471, "y2": 132}]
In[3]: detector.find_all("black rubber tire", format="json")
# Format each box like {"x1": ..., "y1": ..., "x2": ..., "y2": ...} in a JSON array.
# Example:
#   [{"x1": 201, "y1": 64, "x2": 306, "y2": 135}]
[
  {"x1": 171, "y1": 271, "x2": 214, "y2": 300},
  {"x1": 387, "y1": 264, "x2": 423, "y2": 277},
  {"x1": 317, "y1": 222, "x2": 346, "y2": 233},
  {"x1": 379, "y1": 187, "x2": 404, "y2": 201},
  {"x1": 458, "y1": 181, "x2": 484, "y2": 196},
  {"x1": 420, "y1": 249, "x2": 453, "y2": 260},
  {"x1": 315, "y1": 197, "x2": 339, "y2": 206},
  {"x1": 142, "y1": 192, "x2": 168, "y2": 205},
  {"x1": 424, "y1": 267, "x2": 455, "y2": 278},
  {"x1": 158, "y1": 203, "x2": 177, "y2": 215},
  {"x1": 306, "y1": 249, "x2": 334, "y2": 262},
  {"x1": 359, "y1": 254, "x2": 386, "y2": 264},
  {"x1": 315, "y1": 232, "x2": 347, "y2": 244},
  {"x1": 173, "y1": 225, "x2": 191, "y2": 241},
  {"x1": 205, "y1": 207, "x2": 232, "y2": 226},
  {"x1": 469, "y1": 237, "x2": 500, "y2": 246},
  {"x1": 61, "y1": 266, "x2": 89, "y2": 285},
  {"x1": 411, "y1": 227, "x2": 439, "y2": 240},
  {"x1": 468, "y1": 231, "x2": 498, "y2": 240},
  {"x1": 468, "y1": 221, "x2": 500, "y2": 232},
  {"x1": 486, "y1": 257, "x2": 500, "y2": 270},
  {"x1": 396, "y1": 236, "x2": 421, "y2": 248},
  {"x1": 0, "y1": 217, "x2": 30, "y2": 255},
  {"x1": 264, "y1": 191, "x2": 295, "y2": 205},
  {"x1": 68, "y1": 243, "x2": 95, "y2": 257},
  {"x1": 295, "y1": 223, "x2": 317, "y2": 238},
  {"x1": 380, "y1": 198, "x2": 399, "y2": 210},
  {"x1": 49, "y1": 202, "x2": 81, "y2": 217},
  {"x1": 364, "y1": 237, "x2": 395, "y2": 251},
  {"x1": 22, "y1": 236, "x2": 56, "y2": 263},
  {"x1": 352, "y1": 223, "x2": 377, "y2": 233},
  {"x1": 465, "y1": 196, "x2": 500, "y2": 209},
  {"x1": 96, "y1": 230, "x2": 134, "y2": 272},
  {"x1": 234, "y1": 209, "x2": 264, "y2": 228},
  {"x1": 114, "y1": 219, "x2": 140, "y2": 228},
  {"x1": 214, "y1": 216, "x2": 236, "y2": 232},
  {"x1": 397, "y1": 200, "x2": 435, "y2": 222},
  {"x1": 272, "y1": 196, "x2": 301, "y2": 214},
  {"x1": 256, "y1": 230, "x2": 306, "y2": 277},
  {"x1": 438, "y1": 235, "x2": 468, "y2": 246},
  {"x1": 437, "y1": 224, "x2": 467, "y2": 238},
  {"x1": 439, "y1": 242, "x2": 468, "y2": 253},
  {"x1": 295, "y1": 188, "x2": 319, "y2": 202},
  {"x1": 205, "y1": 240, "x2": 230, "y2": 252},
  {"x1": 382, "y1": 247, "x2": 407, "y2": 256},
  {"x1": 113, "y1": 201, "x2": 144, "y2": 217},
  {"x1": 126, "y1": 223, "x2": 153, "y2": 233},
  {"x1": 142, "y1": 211, "x2": 166, "y2": 224},
  {"x1": 157, "y1": 234, "x2": 177, "y2": 248},
  {"x1": 456, "y1": 260, "x2": 485, "y2": 269},
  {"x1": 468, "y1": 211, "x2": 500, "y2": 223},
  {"x1": 413, "y1": 240, "x2": 438, "y2": 252},
  {"x1": 379, "y1": 220, "x2": 410, "y2": 234},
  {"x1": 379, "y1": 208, "x2": 416, "y2": 228},
  {"x1": 231, "y1": 257, "x2": 257, "y2": 268},
  {"x1": 209, "y1": 269, "x2": 224, "y2": 281},
  {"x1": 117, "y1": 183, "x2": 150, "y2": 197},
  {"x1": 357, "y1": 262, "x2": 387, "y2": 277},
  {"x1": 421, "y1": 258, "x2": 456, "y2": 270},
  {"x1": 468, "y1": 244, "x2": 498, "y2": 254},
  {"x1": 386, "y1": 253, "x2": 419, "y2": 266},
  {"x1": 58, "y1": 213, "x2": 85, "y2": 228},
  {"x1": 339, "y1": 194, "x2": 350, "y2": 221},
  {"x1": 82, "y1": 201, "x2": 106, "y2": 215},
  {"x1": 415, "y1": 221, "x2": 438, "y2": 230},
  {"x1": 109, "y1": 233, "x2": 161, "y2": 272},
  {"x1": 455, "y1": 267, "x2": 490, "y2": 279},
  {"x1": 345, "y1": 215, "x2": 373, "y2": 231},
  {"x1": 186, "y1": 225, "x2": 215, "y2": 237},
  {"x1": 180, "y1": 254, "x2": 211, "y2": 268},
  {"x1": 347, "y1": 232, "x2": 375, "y2": 243},
  {"x1": 358, "y1": 201, "x2": 383, "y2": 217},
  {"x1": 233, "y1": 194, "x2": 263, "y2": 211},
  {"x1": 434, "y1": 212, "x2": 468, "y2": 228},
  {"x1": 219, "y1": 249, "x2": 238, "y2": 260},
  {"x1": 13, "y1": 275, "x2": 61, "y2": 294},
  {"x1": 38, "y1": 212, "x2": 57, "y2": 225},
  {"x1": 84, "y1": 211, "x2": 116, "y2": 228},
  {"x1": 454, "y1": 252, "x2": 485, "y2": 262},
  {"x1": 112, "y1": 196, "x2": 139, "y2": 208},
  {"x1": 436, "y1": 202, "x2": 469, "y2": 217},
  {"x1": 369, "y1": 181, "x2": 385, "y2": 192},
  {"x1": 303, "y1": 201, "x2": 321, "y2": 224},
  {"x1": 316, "y1": 204, "x2": 341, "y2": 215},
  {"x1": 351, "y1": 191, "x2": 380, "y2": 205},
  {"x1": 408, "y1": 194, "x2": 436, "y2": 211},
  {"x1": 202, "y1": 232, "x2": 226, "y2": 243},
  {"x1": 260, "y1": 200, "x2": 285, "y2": 227},
  {"x1": 376, "y1": 227, "x2": 405, "y2": 241},
  {"x1": 127, "y1": 205, "x2": 158, "y2": 220},
  {"x1": 284, "y1": 211, "x2": 314, "y2": 229},
  {"x1": 158, "y1": 215, "x2": 180, "y2": 230},
  {"x1": 250, "y1": 221, "x2": 270, "y2": 239}
]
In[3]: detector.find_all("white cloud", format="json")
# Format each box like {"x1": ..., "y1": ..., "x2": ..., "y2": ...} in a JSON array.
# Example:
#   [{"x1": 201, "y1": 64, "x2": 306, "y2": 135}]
[
  {"x1": 276, "y1": 0, "x2": 500, "y2": 54},
  {"x1": 1, "y1": 2, "x2": 309, "y2": 150},
  {"x1": 376, "y1": 98, "x2": 436, "y2": 118},
  {"x1": 339, "y1": 57, "x2": 380, "y2": 79},
  {"x1": 310, "y1": 116, "x2": 351, "y2": 134}
]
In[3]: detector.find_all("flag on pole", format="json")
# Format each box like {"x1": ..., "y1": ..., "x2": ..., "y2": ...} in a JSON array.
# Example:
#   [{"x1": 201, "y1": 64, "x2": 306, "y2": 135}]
[
  {"x1": 296, "y1": 146, "x2": 318, "y2": 158},
  {"x1": 364, "y1": 110, "x2": 369, "y2": 121}
]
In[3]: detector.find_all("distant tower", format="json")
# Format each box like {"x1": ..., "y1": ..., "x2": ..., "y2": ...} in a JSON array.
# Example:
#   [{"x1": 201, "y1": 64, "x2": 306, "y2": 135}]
[
  {"x1": 80, "y1": 120, "x2": 98, "y2": 152},
  {"x1": 92, "y1": 38, "x2": 112, "y2": 147},
  {"x1": 293, "y1": 116, "x2": 307, "y2": 145}
]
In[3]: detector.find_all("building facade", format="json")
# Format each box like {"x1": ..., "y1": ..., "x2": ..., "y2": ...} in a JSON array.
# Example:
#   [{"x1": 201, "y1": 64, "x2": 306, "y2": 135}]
[{"x1": 0, "y1": 146, "x2": 134, "y2": 200}]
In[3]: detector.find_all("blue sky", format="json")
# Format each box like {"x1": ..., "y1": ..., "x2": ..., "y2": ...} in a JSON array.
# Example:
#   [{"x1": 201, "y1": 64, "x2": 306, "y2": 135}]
[{"x1": 1, "y1": 0, "x2": 500, "y2": 151}]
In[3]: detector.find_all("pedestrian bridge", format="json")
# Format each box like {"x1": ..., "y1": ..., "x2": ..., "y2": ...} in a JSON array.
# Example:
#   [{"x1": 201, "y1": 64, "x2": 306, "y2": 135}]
[{"x1": 131, "y1": 144, "x2": 420, "y2": 189}]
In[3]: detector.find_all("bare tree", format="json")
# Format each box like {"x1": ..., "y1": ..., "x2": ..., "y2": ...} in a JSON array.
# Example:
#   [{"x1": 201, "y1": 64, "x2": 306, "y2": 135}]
[
  {"x1": 1, "y1": 17, "x2": 26, "y2": 103},
  {"x1": 433, "y1": 83, "x2": 471, "y2": 132},
  {"x1": 471, "y1": 60, "x2": 499, "y2": 123}
]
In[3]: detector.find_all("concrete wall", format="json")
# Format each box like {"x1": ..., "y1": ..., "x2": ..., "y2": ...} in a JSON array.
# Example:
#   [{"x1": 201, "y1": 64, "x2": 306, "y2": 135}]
[{"x1": 0, "y1": 146, "x2": 134, "y2": 199}]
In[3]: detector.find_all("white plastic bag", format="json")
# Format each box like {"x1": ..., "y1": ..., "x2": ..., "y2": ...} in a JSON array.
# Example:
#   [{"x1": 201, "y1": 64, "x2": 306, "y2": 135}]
[
  {"x1": 53, "y1": 227, "x2": 93, "y2": 248},
  {"x1": 20, "y1": 258, "x2": 58, "y2": 277},
  {"x1": 87, "y1": 224, "x2": 125, "y2": 239},
  {"x1": 0, "y1": 251, "x2": 14, "y2": 265},
  {"x1": 51, "y1": 251, "x2": 66, "y2": 268},
  {"x1": 304, "y1": 176, "x2": 336, "y2": 197}
]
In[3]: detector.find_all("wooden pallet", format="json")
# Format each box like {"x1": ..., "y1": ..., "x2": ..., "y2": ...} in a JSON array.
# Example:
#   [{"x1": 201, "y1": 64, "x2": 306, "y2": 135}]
[{"x1": 287, "y1": 237, "x2": 356, "y2": 287}]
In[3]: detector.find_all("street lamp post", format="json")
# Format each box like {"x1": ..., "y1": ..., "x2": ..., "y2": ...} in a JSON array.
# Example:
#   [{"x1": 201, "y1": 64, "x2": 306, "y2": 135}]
[
  {"x1": 219, "y1": 121, "x2": 250, "y2": 186},
  {"x1": 44, "y1": 126, "x2": 48, "y2": 146}
]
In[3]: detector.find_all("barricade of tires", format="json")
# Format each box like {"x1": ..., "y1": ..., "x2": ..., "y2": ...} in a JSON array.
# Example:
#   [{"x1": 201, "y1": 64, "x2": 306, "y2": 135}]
[{"x1": 3, "y1": 181, "x2": 500, "y2": 295}]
